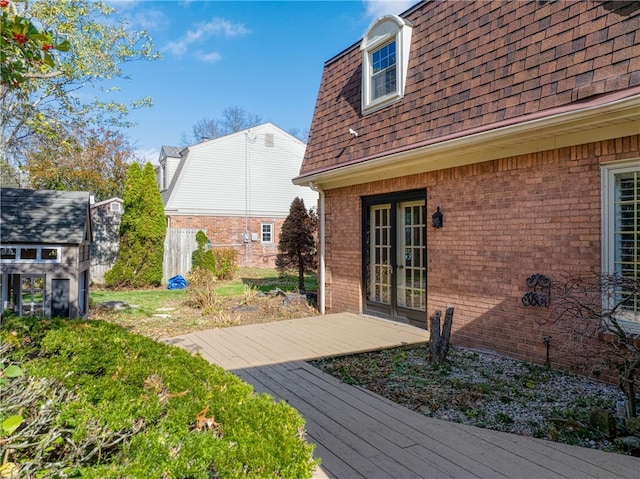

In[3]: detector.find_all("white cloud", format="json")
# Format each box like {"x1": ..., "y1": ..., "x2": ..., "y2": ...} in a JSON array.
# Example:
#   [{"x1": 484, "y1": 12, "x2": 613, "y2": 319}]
[
  {"x1": 196, "y1": 51, "x2": 223, "y2": 64},
  {"x1": 163, "y1": 18, "x2": 250, "y2": 58},
  {"x1": 363, "y1": 0, "x2": 418, "y2": 19}
]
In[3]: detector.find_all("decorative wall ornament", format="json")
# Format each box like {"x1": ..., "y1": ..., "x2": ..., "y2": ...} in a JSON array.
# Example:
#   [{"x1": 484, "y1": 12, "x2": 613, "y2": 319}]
[{"x1": 521, "y1": 273, "x2": 551, "y2": 307}]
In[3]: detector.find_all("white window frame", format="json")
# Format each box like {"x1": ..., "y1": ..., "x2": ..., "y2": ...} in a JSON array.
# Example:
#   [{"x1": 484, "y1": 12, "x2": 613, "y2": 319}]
[
  {"x1": 0, "y1": 245, "x2": 61, "y2": 263},
  {"x1": 261, "y1": 223, "x2": 274, "y2": 244},
  {"x1": 361, "y1": 14, "x2": 413, "y2": 114},
  {"x1": 601, "y1": 159, "x2": 640, "y2": 334},
  {"x1": 20, "y1": 274, "x2": 46, "y2": 317}
]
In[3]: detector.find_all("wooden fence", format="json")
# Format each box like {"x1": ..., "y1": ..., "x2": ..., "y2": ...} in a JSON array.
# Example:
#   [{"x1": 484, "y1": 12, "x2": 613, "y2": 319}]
[{"x1": 163, "y1": 228, "x2": 201, "y2": 283}]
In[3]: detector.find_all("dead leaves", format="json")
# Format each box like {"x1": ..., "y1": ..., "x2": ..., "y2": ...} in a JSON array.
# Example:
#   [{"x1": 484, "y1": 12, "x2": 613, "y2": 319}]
[
  {"x1": 194, "y1": 406, "x2": 223, "y2": 437},
  {"x1": 143, "y1": 374, "x2": 189, "y2": 404},
  {"x1": 142, "y1": 376, "x2": 223, "y2": 437}
]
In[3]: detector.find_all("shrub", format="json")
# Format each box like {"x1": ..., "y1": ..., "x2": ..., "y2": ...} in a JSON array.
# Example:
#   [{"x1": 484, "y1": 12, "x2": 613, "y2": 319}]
[
  {"x1": 276, "y1": 197, "x2": 318, "y2": 292},
  {"x1": 192, "y1": 231, "x2": 216, "y2": 272},
  {"x1": 211, "y1": 247, "x2": 238, "y2": 280},
  {"x1": 185, "y1": 268, "x2": 220, "y2": 314},
  {"x1": 105, "y1": 162, "x2": 165, "y2": 288},
  {"x1": 2, "y1": 319, "x2": 317, "y2": 478},
  {"x1": 191, "y1": 231, "x2": 237, "y2": 281}
]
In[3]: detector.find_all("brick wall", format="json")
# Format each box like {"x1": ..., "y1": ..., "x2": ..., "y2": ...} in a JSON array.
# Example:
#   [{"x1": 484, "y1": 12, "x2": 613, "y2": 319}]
[
  {"x1": 168, "y1": 215, "x2": 284, "y2": 268},
  {"x1": 323, "y1": 135, "x2": 640, "y2": 370}
]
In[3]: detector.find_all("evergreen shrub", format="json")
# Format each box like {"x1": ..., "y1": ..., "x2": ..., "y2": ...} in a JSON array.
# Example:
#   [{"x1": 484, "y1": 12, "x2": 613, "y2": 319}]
[
  {"x1": 1, "y1": 320, "x2": 317, "y2": 478},
  {"x1": 191, "y1": 231, "x2": 216, "y2": 272}
]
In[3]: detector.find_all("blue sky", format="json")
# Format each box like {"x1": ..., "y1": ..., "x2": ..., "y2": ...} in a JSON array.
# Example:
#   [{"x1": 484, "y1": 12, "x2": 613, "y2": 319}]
[{"x1": 108, "y1": 0, "x2": 417, "y2": 162}]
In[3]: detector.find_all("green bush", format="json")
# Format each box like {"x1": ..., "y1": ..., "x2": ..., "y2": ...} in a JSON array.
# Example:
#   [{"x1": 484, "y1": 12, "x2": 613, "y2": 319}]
[
  {"x1": 191, "y1": 231, "x2": 237, "y2": 280},
  {"x1": 106, "y1": 162, "x2": 165, "y2": 288},
  {"x1": 192, "y1": 230, "x2": 217, "y2": 272},
  {"x1": 3, "y1": 319, "x2": 316, "y2": 478}
]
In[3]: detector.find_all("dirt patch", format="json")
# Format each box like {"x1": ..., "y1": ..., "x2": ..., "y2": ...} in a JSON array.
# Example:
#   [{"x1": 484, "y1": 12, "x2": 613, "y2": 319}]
[{"x1": 92, "y1": 291, "x2": 318, "y2": 340}]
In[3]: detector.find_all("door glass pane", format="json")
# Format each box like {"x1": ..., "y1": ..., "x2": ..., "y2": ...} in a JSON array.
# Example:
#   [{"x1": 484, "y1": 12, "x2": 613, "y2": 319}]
[
  {"x1": 21, "y1": 275, "x2": 45, "y2": 316},
  {"x1": 397, "y1": 201, "x2": 426, "y2": 311},
  {"x1": 367, "y1": 204, "x2": 392, "y2": 305}
]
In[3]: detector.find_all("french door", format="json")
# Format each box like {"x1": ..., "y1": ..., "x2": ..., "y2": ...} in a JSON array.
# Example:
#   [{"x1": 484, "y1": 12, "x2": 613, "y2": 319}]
[{"x1": 363, "y1": 191, "x2": 426, "y2": 328}]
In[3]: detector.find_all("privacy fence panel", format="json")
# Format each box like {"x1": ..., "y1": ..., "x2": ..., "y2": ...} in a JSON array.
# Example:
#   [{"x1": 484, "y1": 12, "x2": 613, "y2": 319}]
[{"x1": 163, "y1": 228, "x2": 201, "y2": 283}]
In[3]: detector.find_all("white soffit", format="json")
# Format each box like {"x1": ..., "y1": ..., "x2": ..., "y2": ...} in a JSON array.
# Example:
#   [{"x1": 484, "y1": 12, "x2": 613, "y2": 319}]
[{"x1": 296, "y1": 94, "x2": 640, "y2": 190}]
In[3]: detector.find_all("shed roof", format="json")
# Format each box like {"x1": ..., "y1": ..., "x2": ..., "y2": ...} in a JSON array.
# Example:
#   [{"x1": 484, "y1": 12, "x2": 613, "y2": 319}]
[
  {"x1": 298, "y1": 0, "x2": 640, "y2": 183},
  {"x1": 1, "y1": 188, "x2": 92, "y2": 244}
]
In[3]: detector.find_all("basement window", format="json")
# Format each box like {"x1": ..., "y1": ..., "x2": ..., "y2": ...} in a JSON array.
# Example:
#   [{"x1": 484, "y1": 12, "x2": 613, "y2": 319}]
[{"x1": 361, "y1": 14, "x2": 413, "y2": 114}]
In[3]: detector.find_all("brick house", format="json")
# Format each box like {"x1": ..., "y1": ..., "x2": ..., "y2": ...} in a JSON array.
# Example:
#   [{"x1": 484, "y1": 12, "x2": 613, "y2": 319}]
[
  {"x1": 158, "y1": 123, "x2": 317, "y2": 272},
  {"x1": 294, "y1": 1, "x2": 640, "y2": 368}
]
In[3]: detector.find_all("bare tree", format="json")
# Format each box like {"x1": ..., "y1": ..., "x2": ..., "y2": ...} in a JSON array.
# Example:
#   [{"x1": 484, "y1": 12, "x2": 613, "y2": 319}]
[
  {"x1": 187, "y1": 118, "x2": 220, "y2": 144},
  {"x1": 181, "y1": 107, "x2": 263, "y2": 146},
  {"x1": 542, "y1": 273, "x2": 640, "y2": 418},
  {"x1": 220, "y1": 106, "x2": 262, "y2": 134}
]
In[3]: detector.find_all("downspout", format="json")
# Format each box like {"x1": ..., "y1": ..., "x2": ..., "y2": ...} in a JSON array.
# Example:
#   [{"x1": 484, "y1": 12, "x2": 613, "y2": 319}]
[{"x1": 309, "y1": 182, "x2": 325, "y2": 315}]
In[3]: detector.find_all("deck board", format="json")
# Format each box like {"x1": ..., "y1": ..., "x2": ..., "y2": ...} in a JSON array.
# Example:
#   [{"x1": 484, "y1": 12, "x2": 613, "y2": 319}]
[{"x1": 167, "y1": 313, "x2": 640, "y2": 479}]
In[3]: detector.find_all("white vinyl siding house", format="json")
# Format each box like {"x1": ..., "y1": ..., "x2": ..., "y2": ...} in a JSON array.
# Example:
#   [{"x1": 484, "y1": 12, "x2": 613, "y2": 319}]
[{"x1": 164, "y1": 124, "x2": 316, "y2": 217}]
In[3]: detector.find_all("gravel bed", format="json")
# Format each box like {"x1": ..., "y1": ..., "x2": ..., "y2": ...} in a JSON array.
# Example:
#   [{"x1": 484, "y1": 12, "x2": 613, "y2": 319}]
[{"x1": 311, "y1": 346, "x2": 627, "y2": 452}]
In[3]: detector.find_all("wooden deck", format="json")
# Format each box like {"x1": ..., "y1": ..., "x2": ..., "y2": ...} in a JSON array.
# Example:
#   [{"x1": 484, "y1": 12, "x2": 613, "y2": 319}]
[{"x1": 166, "y1": 313, "x2": 640, "y2": 479}]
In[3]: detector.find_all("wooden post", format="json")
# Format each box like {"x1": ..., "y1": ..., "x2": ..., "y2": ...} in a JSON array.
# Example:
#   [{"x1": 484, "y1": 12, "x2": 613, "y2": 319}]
[{"x1": 429, "y1": 307, "x2": 454, "y2": 364}]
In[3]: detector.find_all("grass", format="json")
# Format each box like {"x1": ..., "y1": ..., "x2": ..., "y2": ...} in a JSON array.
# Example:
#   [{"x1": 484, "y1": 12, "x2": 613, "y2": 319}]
[{"x1": 90, "y1": 269, "x2": 317, "y2": 306}]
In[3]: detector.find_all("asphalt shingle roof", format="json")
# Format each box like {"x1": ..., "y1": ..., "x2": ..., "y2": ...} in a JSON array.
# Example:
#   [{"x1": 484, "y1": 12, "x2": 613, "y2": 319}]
[
  {"x1": 1, "y1": 188, "x2": 91, "y2": 245},
  {"x1": 301, "y1": 0, "x2": 640, "y2": 175}
]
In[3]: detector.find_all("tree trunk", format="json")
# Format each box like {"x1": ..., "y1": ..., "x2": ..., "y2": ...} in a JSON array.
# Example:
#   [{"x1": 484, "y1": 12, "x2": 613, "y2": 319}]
[
  {"x1": 429, "y1": 307, "x2": 454, "y2": 364},
  {"x1": 298, "y1": 256, "x2": 305, "y2": 293}
]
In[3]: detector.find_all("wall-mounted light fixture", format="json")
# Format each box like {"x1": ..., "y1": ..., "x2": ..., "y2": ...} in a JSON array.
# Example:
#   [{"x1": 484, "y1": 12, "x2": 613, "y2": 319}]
[{"x1": 432, "y1": 206, "x2": 443, "y2": 228}]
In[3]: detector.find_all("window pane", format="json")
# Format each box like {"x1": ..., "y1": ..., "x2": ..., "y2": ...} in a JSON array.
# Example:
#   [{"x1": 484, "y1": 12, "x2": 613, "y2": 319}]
[
  {"x1": 41, "y1": 248, "x2": 58, "y2": 260},
  {"x1": 261, "y1": 224, "x2": 273, "y2": 242},
  {"x1": 371, "y1": 40, "x2": 397, "y2": 100},
  {"x1": 614, "y1": 171, "x2": 639, "y2": 316},
  {"x1": 20, "y1": 248, "x2": 37, "y2": 259},
  {"x1": 1, "y1": 247, "x2": 16, "y2": 260}
]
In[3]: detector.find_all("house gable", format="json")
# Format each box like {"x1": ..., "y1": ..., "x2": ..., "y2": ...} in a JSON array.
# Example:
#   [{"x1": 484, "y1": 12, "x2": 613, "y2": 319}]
[
  {"x1": 298, "y1": 0, "x2": 640, "y2": 187},
  {"x1": 163, "y1": 122, "x2": 317, "y2": 217}
]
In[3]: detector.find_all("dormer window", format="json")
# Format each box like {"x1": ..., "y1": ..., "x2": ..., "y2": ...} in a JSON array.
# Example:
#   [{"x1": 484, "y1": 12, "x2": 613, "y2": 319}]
[{"x1": 361, "y1": 15, "x2": 412, "y2": 114}]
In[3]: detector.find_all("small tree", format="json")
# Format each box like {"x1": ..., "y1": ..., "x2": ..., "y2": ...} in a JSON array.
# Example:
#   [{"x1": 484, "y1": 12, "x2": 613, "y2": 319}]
[
  {"x1": 105, "y1": 162, "x2": 165, "y2": 288},
  {"x1": 543, "y1": 273, "x2": 640, "y2": 418},
  {"x1": 276, "y1": 197, "x2": 318, "y2": 292}
]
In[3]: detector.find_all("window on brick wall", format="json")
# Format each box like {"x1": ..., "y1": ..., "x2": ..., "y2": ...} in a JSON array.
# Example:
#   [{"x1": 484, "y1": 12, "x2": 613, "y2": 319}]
[
  {"x1": 261, "y1": 223, "x2": 274, "y2": 243},
  {"x1": 602, "y1": 160, "x2": 640, "y2": 333}
]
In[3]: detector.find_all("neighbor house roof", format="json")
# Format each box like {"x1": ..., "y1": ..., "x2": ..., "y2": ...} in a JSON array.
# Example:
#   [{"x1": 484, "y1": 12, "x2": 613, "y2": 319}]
[
  {"x1": 1, "y1": 188, "x2": 92, "y2": 244},
  {"x1": 162, "y1": 145, "x2": 183, "y2": 158},
  {"x1": 296, "y1": 0, "x2": 640, "y2": 187}
]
